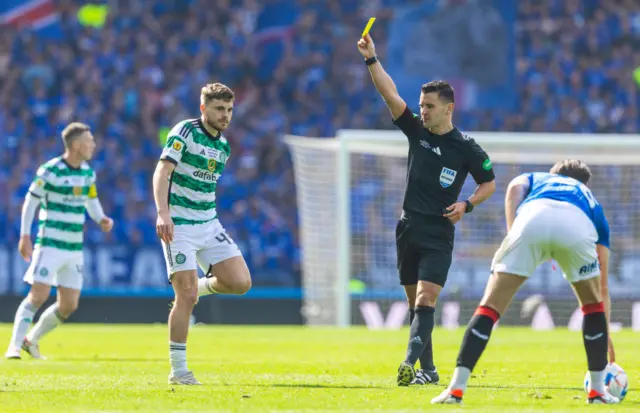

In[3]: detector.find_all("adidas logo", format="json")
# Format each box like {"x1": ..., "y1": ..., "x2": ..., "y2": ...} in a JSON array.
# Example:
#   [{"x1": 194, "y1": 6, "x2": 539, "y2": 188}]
[
  {"x1": 410, "y1": 336, "x2": 423, "y2": 345},
  {"x1": 419, "y1": 140, "x2": 441, "y2": 155}
]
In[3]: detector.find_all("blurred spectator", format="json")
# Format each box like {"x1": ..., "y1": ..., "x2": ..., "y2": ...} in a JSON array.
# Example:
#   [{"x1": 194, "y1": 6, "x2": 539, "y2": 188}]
[{"x1": 1, "y1": 0, "x2": 638, "y2": 288}]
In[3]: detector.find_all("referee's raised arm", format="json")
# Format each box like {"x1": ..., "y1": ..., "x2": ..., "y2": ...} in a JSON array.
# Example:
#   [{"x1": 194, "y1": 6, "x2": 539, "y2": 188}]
[{"x1": 357, "y1": 34, "x2": 406, "y2": 120}]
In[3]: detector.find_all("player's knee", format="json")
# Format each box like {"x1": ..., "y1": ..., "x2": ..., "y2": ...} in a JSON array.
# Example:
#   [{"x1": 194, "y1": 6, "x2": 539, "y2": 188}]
[
  {"x1": 415, "y1": 281, "x2": 442, "y2": 307},
  {"x1": 233, "y1": 275, "x2": 252, "y2": 295},
  {"x1": 58, "y1": 301, "x2": 78, "y2": 318},
  {"x1": 173, "y1": 288, "x2": 198, "y2": 307},
  {"x1": 415, "y1": 289, "x2": 439, "y2": 307},
  {"x1": 27, "y1": 286, "x2": 50, "y2": 308},
  {"x1": 572, "y1": 277, "x2": 601, "y2": 306}
]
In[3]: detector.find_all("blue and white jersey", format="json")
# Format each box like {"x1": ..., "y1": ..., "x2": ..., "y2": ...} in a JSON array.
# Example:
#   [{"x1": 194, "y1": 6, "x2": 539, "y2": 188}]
[{"x1": 518, "y1": 172, "x2": 610, "y2": 248}]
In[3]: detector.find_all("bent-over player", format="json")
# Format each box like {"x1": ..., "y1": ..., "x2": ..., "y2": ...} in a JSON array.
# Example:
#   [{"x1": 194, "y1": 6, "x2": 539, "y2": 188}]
[{"x1": 432, "y1": 160, "x2": 618, "y2": 405}]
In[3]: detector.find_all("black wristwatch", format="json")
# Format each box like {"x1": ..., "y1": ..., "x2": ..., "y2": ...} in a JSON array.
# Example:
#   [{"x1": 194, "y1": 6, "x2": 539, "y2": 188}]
[
  {"x1": 464, "y1": 200, "x2": 474, "y2": 213},
  {"x1": 365, "y1": 56, "x2": 378, "y2": 66}
]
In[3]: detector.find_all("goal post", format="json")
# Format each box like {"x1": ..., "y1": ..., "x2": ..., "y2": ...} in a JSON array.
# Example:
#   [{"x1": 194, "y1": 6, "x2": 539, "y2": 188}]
[{"x1": 285, "y1": 131, "x2": 640, "y2": 329}]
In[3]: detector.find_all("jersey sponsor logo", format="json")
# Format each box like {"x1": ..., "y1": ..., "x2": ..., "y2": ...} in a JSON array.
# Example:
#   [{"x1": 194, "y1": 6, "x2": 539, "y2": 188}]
[
  {"x1": 439, "y1": 167, "x2": 457, "y2": 188},
  {"x1": 175, "y1": 253, "x2": 186, "y2": 265},
  {"x1": 579, "y1": 259, "x2": 598, "y2": 275},
  {"x1": 192, "y1": 170, "x2": 219, "y2": 182},
  {"x1": 483, "y1": 159, "x2": 492, "y2": 170},
  {"x1": 63, "y1": 196, "x2": 85, "y2": 204}
]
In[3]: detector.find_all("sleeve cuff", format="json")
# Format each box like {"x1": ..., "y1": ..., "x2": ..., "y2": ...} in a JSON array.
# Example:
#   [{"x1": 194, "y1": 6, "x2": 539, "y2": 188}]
[{"x1": 160, "y1": 156, "x2": 178, "y2": 165}]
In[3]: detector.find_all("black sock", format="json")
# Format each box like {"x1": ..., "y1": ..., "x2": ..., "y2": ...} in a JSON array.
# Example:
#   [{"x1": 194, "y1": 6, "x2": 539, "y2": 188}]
[
  {"x1": 456, "y1": 306, "x2": 499, "y2": 371},
  {"x1": 409, "y1": 307, "x2": 435, "y2": 370},
  {"x1": 420, "y1": 336, "x2": 435, "y2": 371},
  {"x1": 405, "y1": 306, "x2": 435, "y2": 366},
  {"x1": 582, "y1": 303, "x2": 608, "y2": 371}
]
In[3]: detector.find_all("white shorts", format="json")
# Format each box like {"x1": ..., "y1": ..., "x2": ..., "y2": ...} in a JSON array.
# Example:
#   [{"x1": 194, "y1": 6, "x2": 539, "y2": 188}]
[
  {"x1": 491, "y1": 199, "x2": 600, "y2": 283},
  {"x1": 23, "y1": 246, "x2": 84, "y2": 290},
  {"x1": 162, "y1": 219, "x2": 242, "y2": 278}
]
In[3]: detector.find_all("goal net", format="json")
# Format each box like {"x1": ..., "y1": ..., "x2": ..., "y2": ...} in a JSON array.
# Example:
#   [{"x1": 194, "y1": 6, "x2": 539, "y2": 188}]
[{"x1": 285, "y1": 131, "x2": 640, "y2": 330}]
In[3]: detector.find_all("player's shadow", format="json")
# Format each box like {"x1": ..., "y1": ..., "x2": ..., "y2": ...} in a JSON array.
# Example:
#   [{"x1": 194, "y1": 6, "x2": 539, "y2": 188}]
[
  {"x1": 469, "y1": 384, "x2": 584, "y2": 392},
  {"x1": 53, "y1": 357, "x2": 167, "y2": 362},
  {"x1": 263, "y1": 383, "x2": 388, "y2": 389}
]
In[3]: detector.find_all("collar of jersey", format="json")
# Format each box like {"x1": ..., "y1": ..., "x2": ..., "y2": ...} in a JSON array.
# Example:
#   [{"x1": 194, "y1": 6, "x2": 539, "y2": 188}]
[{"x1": 198, "y1": 118, "x2": 221, "y2": 141}]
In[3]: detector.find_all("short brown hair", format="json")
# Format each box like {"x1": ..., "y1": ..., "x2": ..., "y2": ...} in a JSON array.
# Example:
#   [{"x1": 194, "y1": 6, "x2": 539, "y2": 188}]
[
  {"x1": 550, "y1": 159, "x2": 592, "y2": 184},
  {"x1": 201, "y1": 83, "x2": 234, "y2": 104},
  {"x1": 61, "y1": 122, "x2": 91, "y2": 148},
  {"x1": 421, "y1": 80, "x2": 455, "y2": 104}
]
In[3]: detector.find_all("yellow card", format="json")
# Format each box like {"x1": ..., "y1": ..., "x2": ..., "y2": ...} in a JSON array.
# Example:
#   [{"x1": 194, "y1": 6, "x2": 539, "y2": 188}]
[{"x1": 362, "y1": 17, "x2": 376, "y2": 37}]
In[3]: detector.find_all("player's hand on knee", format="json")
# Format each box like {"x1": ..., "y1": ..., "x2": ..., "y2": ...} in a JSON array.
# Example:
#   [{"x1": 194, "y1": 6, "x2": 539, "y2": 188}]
[
  {"x1": 156, "y1": 212, "x2": 175, "y2": 243},
  {"x1": 18, "y1": 235, "x2": 33, "y2": 262},
  {"x1": 443, "y1": 202, "x2": 466, "y2": 224}
]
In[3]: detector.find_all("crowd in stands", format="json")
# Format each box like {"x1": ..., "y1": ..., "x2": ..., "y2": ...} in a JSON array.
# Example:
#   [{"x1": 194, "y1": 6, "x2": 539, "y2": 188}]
[{"x1": 0, "y1": 0, "x2": 637, "y2": 287}]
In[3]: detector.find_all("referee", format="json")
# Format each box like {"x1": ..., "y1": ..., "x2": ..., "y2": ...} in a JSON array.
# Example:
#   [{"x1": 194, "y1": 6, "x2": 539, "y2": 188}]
[{"x1": 357, "y1": 34, "x2": 497, "y2": 386}]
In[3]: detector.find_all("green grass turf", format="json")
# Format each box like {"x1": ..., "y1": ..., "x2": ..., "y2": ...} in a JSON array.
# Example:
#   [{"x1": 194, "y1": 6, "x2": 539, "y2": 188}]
[{"x1": 0, "y1": 325, "x2": 636, "y2": 412}]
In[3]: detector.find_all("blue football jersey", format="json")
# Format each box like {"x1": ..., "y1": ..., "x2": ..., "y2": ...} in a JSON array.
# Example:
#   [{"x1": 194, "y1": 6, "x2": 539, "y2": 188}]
[{"x1": 518, "y1": 172, "x2": 610, "y2": 247}]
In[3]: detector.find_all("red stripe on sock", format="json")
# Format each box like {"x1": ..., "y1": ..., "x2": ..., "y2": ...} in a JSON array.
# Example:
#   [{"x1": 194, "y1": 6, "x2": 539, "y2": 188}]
[
  {"x1": 474, "y1": 306, "x2": 500, "y2": 322},
  {"x1": 582, "y1": 302, "x2": 604, "y2": 315}
]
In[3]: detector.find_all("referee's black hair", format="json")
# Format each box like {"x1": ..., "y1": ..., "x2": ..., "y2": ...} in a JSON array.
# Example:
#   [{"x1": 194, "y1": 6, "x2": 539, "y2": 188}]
[
  {"x1": 421, "y1": 80, "x2": 455, "y2": 104},
  {"x1": 550, "y1": 159, "x2": 592, "y2": 185}
]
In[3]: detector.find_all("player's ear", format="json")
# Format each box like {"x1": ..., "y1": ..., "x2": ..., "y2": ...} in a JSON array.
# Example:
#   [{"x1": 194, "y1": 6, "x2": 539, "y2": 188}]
[
  {"x1": 447, "y1": 103, "x2": 454, "y2": 116},
  {"x1": 199, "y1": 104, "x2": 205, "y2": 114}
]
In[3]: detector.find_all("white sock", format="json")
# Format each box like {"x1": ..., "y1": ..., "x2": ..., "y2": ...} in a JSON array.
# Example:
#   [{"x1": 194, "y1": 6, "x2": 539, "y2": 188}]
[
  {"x1": 449, "y1": 366, "x2": 471, "y2": 392},
  {"x1": 169, "y1": 341, "x2": 188, "y2": 375},
  {"x1": 10, "y1": 299, "x2": 38, "y2": 349},
  {"x1": 197, "y1": 277, "x2": 217, "y2": 297},
  {"x1": 26, "y1": 304, "x2": 65, "y2": 344},
  {"x1": 589, "y1": 369, "x2": 606, "y2": 394}
]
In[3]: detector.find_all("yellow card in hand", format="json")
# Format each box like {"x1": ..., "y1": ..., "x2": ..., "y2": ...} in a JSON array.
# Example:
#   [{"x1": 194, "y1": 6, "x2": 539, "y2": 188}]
[{"x1": 362, "y1": 17, "x2": 376, "y2": 37}]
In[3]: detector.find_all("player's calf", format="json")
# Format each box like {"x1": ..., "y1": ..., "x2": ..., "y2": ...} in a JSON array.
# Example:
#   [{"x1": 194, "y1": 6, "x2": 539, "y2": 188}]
[
  {"x1": 169, "y1": 271, "x2": 198, "y2": 379},
  {"x1": 572, "y1": 278, "x2": 609, "y2": 395}
]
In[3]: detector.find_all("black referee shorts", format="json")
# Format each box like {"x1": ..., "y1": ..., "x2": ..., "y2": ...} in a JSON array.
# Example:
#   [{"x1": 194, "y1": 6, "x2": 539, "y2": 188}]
[{"x1": 395, "y1": 213, "x2": 454, "y2": 287}]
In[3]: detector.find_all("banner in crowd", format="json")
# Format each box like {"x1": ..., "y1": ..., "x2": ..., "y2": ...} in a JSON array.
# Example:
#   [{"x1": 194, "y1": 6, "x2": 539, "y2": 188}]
[{"x1": 1, "y1": 245, "x2": 638, "y2": 299}]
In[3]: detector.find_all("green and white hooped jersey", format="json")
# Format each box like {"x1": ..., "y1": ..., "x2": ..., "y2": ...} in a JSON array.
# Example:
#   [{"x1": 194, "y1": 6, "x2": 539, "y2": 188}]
[
  {"x1": 29, "y1": 157, "x2": 97, "y2": 252},
  {"x1": 160, "y1": 118, "x2": 231, "y2": 225}
]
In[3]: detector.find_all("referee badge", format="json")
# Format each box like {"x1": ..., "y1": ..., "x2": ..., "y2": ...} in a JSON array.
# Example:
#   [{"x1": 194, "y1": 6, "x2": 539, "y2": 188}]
[{"x1": 439, "y1": 167, "x2": 457, "y2": 188}]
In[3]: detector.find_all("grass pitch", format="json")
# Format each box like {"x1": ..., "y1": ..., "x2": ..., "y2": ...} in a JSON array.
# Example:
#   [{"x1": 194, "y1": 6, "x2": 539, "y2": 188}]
[{"x1": 0, "y1": 324, "x2": 637, "y2": 412}]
